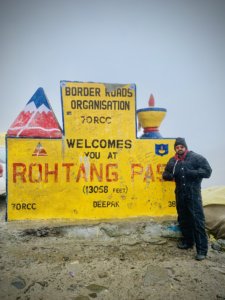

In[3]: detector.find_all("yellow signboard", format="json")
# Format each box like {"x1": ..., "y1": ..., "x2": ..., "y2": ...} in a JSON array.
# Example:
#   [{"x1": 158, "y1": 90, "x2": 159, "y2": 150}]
[{"x1": 7, "y1": 82, "x2": 176, "y2": 220}]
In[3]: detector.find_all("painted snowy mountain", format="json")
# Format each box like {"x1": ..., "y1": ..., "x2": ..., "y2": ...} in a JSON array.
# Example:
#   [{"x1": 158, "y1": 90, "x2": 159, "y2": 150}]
[{"x1": 7, "y1": 88, "x2": 62, "y2": 138}]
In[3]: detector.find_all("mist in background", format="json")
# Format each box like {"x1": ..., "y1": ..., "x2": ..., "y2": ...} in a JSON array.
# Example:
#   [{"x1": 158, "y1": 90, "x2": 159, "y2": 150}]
[{"x1": 1, "y1": 0, "x2": 225, "y2": 187}]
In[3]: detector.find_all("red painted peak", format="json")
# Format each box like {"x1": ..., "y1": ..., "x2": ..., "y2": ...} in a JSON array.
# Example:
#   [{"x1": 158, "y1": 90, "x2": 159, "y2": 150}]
[{"x1": 148, "y1": 94, "x2": 155, "y2": 107}]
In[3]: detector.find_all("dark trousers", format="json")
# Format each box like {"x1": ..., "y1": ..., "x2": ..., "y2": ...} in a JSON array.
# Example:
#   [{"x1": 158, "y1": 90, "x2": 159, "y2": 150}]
[{"x1": 176, "y1": 188, "x2": 208, "y2": 255}]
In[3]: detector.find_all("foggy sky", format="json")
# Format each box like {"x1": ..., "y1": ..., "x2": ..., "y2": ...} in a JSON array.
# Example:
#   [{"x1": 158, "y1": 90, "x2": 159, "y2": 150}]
[{"x1": 1, "y1": 0, "x2": 225, "y2": 187}]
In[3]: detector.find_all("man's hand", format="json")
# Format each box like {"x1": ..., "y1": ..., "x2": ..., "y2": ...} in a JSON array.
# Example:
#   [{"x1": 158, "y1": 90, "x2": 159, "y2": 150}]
[{"x1": 185, "y1": 168, "x2": 198, "y2": 179}]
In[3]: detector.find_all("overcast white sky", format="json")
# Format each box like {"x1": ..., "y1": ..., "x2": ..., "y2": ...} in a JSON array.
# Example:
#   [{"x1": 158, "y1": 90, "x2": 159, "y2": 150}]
[{"x1": 1, "y1": 0, "x2": 225, "y2": 187}]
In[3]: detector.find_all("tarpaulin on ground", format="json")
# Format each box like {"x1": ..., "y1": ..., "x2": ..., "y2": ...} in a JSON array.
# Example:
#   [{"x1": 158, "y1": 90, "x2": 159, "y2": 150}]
[{"x1": 203, "y1": 186, "x2": 225, "y2": 239}]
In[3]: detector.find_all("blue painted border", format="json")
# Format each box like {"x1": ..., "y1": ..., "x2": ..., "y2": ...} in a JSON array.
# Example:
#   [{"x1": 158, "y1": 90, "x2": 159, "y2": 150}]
[{"x1": 136, "y1": 107, "x2": 167, "y2": 113}]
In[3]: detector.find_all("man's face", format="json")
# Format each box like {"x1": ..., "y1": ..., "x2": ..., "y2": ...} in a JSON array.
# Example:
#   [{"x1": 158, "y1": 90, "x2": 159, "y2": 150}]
[{"x1": 175, "y1": 144, "x2": 186, "y2": 155}]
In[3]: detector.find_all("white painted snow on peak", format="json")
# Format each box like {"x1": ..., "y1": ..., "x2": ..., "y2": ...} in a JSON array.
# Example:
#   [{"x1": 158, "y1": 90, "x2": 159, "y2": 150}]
[
  {"x1": 23, "y1": 102, "x2": 50, "y2": 113},
  {"x1": 23, "y1": 102, "x2": 36, "y2": 112},
  {"x1": 37, "y1": 104, "x2": 50, "y2": 113}
]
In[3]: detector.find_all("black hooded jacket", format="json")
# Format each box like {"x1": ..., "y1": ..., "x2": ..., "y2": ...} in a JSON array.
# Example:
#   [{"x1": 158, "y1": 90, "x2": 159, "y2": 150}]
[{"x1": 163, "y1": 151, "x2": 212, "y2": 192}]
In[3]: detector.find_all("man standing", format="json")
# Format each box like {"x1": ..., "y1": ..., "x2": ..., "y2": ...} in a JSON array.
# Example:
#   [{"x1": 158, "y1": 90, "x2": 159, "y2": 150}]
[{"x1": 163, "y1": 138, "x2": 212, "y2": 261}]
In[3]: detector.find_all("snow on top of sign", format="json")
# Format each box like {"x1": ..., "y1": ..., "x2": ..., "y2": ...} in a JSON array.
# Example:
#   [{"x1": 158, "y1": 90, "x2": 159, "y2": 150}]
[{"x1": 7, "y1": 88, "x2": 62, "y2": 138}]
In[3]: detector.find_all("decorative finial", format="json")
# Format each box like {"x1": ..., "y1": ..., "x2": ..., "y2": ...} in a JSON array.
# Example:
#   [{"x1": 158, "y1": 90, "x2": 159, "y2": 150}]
[
  {"x1": 137, "y1": 93, "x2": 167, "y2": 138},
  {"x1": 148, "y1": 94, "x2": 155, "y2": 107}
]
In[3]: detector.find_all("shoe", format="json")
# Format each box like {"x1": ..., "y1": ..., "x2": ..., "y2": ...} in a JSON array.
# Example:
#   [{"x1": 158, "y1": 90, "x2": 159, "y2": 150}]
[
  {"x1": 195, "y1": 254, "x2": 206, "y2": 261},
  {"x1": 177, "y1": 241, "x2": 193, "y2": 250}
]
